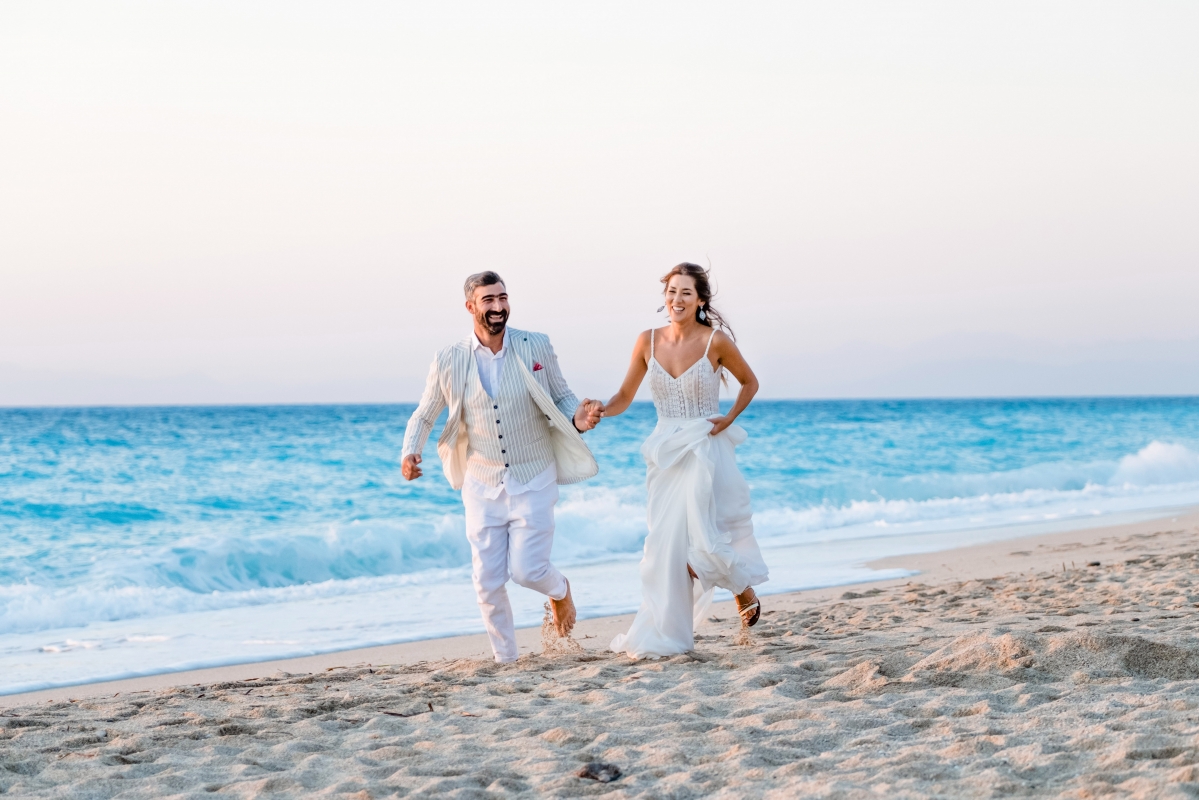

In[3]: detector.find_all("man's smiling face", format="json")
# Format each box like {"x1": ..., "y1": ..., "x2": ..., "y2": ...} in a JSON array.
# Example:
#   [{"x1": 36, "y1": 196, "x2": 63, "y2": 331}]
[{"x1": 466, "y1": 282, "x2": 510, "y2": 335}]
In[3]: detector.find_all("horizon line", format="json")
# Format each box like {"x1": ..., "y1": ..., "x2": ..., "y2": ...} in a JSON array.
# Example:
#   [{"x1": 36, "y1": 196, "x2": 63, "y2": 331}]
[{"x1": 3, "y1": 394, "x2": 1199, "y2": 412}]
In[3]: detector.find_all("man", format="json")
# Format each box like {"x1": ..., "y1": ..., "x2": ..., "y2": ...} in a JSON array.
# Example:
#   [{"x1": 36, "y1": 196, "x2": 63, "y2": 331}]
[{"x1": 401, "y1": 271, "x2": 604, "y2": 664}]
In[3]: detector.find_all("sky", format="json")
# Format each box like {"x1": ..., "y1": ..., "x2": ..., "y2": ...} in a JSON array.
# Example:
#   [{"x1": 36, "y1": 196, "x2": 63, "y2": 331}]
[{"x1": 2, "y1": 1, "x2": 1197, "y2": 405}]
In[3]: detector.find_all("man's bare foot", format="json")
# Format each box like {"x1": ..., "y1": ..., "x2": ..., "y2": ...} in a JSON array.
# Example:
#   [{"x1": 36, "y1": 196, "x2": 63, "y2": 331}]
[{"x1": 550, "y1": 580, "x2": 577, "y2": 637}]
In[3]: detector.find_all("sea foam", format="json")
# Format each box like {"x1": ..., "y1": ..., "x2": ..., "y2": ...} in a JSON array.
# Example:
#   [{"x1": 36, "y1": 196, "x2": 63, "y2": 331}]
[{"x1": 1112, "y1": 440, "x2": 1199, "y2": 487}]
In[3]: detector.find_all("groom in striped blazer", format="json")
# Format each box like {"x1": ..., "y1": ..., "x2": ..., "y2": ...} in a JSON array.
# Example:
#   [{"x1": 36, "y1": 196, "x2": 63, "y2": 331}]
[{"x1": 401, "y1": 271, "x2": 604, "y2": 663}]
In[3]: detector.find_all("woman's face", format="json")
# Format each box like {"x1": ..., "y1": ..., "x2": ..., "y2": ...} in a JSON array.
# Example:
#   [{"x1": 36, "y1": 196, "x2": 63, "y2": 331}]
[{"x1": 664, "y1": 274, "x2": 701, "y2": 324}]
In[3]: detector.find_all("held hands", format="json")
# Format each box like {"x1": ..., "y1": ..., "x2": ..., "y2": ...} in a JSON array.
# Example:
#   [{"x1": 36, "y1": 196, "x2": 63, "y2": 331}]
[
  {"x1": 707, "y1": 415, "x2": 733, "y2": 436},
  {"x1": 401, "y1": 453, "x2": 423, "y2": 481},
  {"x1": 574, "y1": 399, "x2": 605, "y2": 432}
]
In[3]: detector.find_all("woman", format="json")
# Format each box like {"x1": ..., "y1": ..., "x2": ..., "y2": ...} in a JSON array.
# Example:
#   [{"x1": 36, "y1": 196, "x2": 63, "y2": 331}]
[{"x1": 605, "y1": 263, "x2": 769, "y2": 659}]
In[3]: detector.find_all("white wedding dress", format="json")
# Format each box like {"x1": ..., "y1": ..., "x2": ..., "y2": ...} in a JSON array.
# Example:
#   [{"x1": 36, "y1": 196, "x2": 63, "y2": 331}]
[{"x1": 611, "y1": 330, "x2": 770, "y2": 659}]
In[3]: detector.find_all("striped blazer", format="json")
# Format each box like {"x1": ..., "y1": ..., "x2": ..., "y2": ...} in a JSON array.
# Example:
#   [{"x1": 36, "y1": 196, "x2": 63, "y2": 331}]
[{"x1": 401, "y1": 328, "x2": 599, "y2": 490}]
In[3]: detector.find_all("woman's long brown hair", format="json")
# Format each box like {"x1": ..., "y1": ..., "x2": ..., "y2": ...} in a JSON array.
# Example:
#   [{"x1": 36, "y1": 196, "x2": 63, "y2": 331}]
[{"x1": 660, "y1": 263, "x2": 735, "y2": 340}]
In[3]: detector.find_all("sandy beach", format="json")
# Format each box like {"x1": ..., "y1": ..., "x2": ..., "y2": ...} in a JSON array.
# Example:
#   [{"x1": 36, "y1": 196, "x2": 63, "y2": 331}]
[{"x1": 5, "y1": 508, "x2": 1199, "y2": 797}]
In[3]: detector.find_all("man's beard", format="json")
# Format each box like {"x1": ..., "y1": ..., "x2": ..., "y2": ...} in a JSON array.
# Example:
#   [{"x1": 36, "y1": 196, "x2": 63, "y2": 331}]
[{"x1": 476, "y1": 308, "x2": 509, "y2": 335}]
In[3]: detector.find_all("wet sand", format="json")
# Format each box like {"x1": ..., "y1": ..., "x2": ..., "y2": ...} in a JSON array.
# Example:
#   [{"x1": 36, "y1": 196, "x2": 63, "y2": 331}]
[{"x1": 4, "y1": 509, "x2": 1199, "y2": 797}]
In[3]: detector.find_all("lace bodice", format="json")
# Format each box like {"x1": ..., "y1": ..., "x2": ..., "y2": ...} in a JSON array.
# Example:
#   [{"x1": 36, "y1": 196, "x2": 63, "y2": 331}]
[{"x1": 649, "y1": 329, "x2": 721, "y2": 419}]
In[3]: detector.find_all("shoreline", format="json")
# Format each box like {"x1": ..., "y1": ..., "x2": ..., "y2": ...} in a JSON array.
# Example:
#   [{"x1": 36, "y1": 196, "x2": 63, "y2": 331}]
[{"x1": 7, "y1": 505, "x2": 1197, "y2": 709}]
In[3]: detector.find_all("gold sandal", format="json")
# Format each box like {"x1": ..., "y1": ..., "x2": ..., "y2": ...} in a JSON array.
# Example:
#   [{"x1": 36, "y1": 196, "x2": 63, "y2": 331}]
[{"x1": 736, "y1": 590, "x2": 761, "y2": 628}]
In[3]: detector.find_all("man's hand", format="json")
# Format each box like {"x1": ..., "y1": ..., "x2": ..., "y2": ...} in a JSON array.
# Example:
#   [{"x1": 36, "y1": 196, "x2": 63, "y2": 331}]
[
  {"x1": 401, "y1": 453, "x2": 424, "y2": 480},
  {"x1": 574, "y1": 399, "x2": 605, "y2": 432}
]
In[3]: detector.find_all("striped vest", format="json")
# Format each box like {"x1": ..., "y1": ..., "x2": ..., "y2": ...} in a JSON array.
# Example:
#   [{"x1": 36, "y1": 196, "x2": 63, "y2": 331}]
[
  {"x1": 402, "y1": 327, "x2": 599, "y2": 490},
  {"x1": 461, "y1": 352, "x2": 557, "y2": 487}
]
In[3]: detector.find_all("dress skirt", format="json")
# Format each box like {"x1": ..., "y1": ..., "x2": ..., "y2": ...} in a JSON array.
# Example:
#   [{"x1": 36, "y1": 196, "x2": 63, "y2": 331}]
[{"x1": 611, "y1": 416, "x2": 769, "y2": 659}]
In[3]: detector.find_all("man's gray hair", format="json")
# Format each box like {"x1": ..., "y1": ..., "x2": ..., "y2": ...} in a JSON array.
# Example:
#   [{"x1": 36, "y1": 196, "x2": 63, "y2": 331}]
[{"x1": 463, "y1": 271, "x2": 506, "y2": 300}]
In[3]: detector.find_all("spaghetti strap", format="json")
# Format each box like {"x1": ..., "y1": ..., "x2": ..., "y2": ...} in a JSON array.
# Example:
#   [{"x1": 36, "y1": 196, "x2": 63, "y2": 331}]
[
  {"x1": 702, "y1": 328, "x2": 716, "y2": 358},
  {"x1": 650, "y1": 329, "x2": 655, "y2": 359}
]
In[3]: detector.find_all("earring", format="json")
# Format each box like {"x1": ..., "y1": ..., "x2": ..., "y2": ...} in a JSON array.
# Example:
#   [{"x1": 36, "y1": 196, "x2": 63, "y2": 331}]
[
  {"x1": 657, "y1": 306, "x2": 665, "y2": 313},
  {"x1": 698, "y1": 308, "x2": 707, "y2": 321}
]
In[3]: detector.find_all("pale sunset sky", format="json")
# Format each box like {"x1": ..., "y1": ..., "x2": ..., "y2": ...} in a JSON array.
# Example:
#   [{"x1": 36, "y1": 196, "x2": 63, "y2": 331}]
[{"x1": 2, "y1": 2, "x2": 1197, "y2": 404}]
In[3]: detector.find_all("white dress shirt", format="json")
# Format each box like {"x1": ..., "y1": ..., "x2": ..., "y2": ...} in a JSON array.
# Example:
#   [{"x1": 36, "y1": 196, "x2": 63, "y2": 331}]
[
  {"x1": 472, "y1": 330, "x2": 507, "y2": 397},
  {"x1": 465, "y1": 330, "x2": 557, "y2": 499}
]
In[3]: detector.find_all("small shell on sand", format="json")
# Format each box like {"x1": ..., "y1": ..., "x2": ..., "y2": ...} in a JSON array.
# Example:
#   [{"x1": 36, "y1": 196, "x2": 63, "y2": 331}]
[{"x1": 577, "y1": 761, "x2": 622, "y2": 782}]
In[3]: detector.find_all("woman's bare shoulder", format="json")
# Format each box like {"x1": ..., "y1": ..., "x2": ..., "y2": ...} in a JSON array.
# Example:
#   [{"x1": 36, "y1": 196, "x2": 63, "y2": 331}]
[
  {"x1": 710, "y1": 328, "x2": 736, "y2": 346},
  {"x1": 709, "y1": 328, "x2": 740, "y2": 356}
]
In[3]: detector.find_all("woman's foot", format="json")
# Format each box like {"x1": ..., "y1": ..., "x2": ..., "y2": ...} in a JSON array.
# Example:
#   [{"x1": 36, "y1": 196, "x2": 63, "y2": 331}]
[{"x1": 736, "y1": 587, "x2": 761, "y2": 627}]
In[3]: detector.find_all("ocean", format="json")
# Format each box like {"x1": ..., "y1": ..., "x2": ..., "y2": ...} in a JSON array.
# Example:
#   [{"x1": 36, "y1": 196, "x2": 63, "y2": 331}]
[{"x1": 3, "y1": 398, "x2": 1199, "y2": 695}]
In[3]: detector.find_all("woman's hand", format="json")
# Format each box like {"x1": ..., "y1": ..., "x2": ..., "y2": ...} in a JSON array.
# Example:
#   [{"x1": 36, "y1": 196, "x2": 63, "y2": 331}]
[{"x1": 707, "y1": 415, "x2": 733, "y2": 436}]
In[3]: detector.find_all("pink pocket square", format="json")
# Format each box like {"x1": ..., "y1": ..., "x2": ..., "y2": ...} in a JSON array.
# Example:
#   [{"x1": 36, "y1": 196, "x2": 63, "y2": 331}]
[{"x1": 533, "y1": 362, "x2": 544, "y2": 371}]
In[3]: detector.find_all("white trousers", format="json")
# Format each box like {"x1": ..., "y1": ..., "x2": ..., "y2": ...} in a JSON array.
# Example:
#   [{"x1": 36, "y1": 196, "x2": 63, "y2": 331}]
[{"x1": 462, "y1": 481, "x2": 567, "y2": 663}]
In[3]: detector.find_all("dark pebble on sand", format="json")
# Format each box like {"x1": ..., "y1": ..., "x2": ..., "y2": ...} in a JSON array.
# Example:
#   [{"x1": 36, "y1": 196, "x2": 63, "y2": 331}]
[
  {"x1": 1087, "y1": 561, "x2": 1101, "y2": 567},
  {"x1": 577, "y1": 762, "x2": 622, "y2": 783}
]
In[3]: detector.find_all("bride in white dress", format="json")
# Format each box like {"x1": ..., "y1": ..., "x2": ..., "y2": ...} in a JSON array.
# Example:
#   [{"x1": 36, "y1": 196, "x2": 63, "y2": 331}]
[{"x1": 602, "y1": 263, "x2": 769, "y2": 659}]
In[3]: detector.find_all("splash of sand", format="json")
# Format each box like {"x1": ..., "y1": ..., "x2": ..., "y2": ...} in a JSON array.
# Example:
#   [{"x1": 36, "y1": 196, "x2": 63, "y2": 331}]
[
  {"x1": 540, "y1": 601, "x2": 584, "y2": 656},
  {"x1": 734, "y1": 624, "x2": 755, "y2": 647}
]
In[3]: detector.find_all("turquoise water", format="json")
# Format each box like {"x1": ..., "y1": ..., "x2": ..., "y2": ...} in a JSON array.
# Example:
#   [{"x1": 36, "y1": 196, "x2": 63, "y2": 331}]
[{"x1": 2, "y1": 398, "x2": 1199, "y2": 693}]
